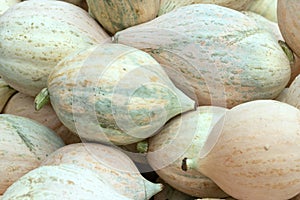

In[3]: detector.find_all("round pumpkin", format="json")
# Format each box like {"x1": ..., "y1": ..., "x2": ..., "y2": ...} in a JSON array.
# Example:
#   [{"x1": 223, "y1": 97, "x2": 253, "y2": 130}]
[
  {"x1": 3, "y1": 92, "x2": 81, "y2": 144},
  {"x1": 0, "y1": 0, "x2": 109, "y2": 96},
  {"x1": 0, "y1": 114, "x2": 64, "y2": 194},
  {"x1": 277, "y1": 0, "x2": 300, "y2": 57}
]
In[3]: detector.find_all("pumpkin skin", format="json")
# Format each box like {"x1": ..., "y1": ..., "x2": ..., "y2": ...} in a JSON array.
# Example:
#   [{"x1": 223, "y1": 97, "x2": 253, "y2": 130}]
[
  {"x1": 282, "y1": 74, "x2": 300, "y2": 110},
  {"x1": 277, "y1": 0, "x2": 300, "y2": 58},
  {"x1": 0, "y1": 114, "x2": 64, "y2": 194},
  {"x1": 3, "y1": 92, "x2": 81, "y2": 144},
  {"x1": 0, "y1": 78, "x2": 16, "y2": 113},
  {"x1": 147, "y1": 106, "x2": 228, "y2": 198},
  {"x1": 42, "y1": 143, "x2": 163, "y2": 199},
  {"x1": 1, "y1": 164, "x2": 130, "y2": 200},
  {"x1": 46, "y1": 43, "x2": 195, "y2": 145},
  {"x1": 158, "y1": 0, "x2": 251, "y2": 15},
  {"x1": 0, "y1": 0, "x2": 109, "y2": 97},
  {"x1": 86, "y1": 0, "x2": 160, "y2": 35},
  {"x1": 0, "y1": 0, "x2": 20, "y2": 15},
  {"x1": 245, "y1": 0, "x2": 277, "y2": 22},
  {"x1": 114, "y1": 4, "x2": 290, "y2": 108},
  {"x1": 183, "y1": 100, "x2": 300, "y2": 200}
]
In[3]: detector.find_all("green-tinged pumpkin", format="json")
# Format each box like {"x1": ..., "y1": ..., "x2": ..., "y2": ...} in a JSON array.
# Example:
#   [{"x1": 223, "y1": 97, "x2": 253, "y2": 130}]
[
  {"x1": 0, "y1": 78, "x2": 16, "y2": 113},
  {"x1": 86, "y1": 0, "x2": 160, "y2": 35},
  {"x1": 158, "y1": 0, "x2": 251, "y2": 16},
  {"x1": 245, "y1": 0, "x2": 277, "y2": 22},
  {"x1": 1, "y1": 164, "x2": 130, "y2": 200},
  {"x1": 0, "y1": 114, "x2": 64, "y2": 194},
  {"x1": 0, "y1": 0, "x2": 20, "y2": 15},
  {"x1": 147, "y1": 106, "x2": 228, "y2": 198},
  {"x1": 114, "y1": 4, "x2": 290, "y2": 108},
  {"x1": 42, "y1": 143, "x2": 163, "y2": 199},
  {"x1": 278, "y1": 0, "x2": 300, "y2": 58},
  {"x1": 0, "y1": 0, "x2": 109, "y2": 97},
  {"x1": 39, "y1": 43, "x2": 195, "y2": 145},
  {"x1": 182, "y1": 100, "x2": 300, "y2": 200},
  {"x1": 3, "y1": 92, "x2": 81, "y2": 144}
]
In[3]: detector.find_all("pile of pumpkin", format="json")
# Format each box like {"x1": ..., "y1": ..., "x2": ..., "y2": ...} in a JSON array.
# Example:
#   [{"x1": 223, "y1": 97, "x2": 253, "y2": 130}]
[{"x1": 0, "y1": 0, "x2": 300, "y2": 199}]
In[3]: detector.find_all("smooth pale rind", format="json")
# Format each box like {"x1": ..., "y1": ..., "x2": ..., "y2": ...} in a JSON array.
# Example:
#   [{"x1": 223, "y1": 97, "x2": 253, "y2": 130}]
[
  {"x1": 114, "y1": 4, "x2": 290, "y2": 108},
  {"x1": 42, "y1": 143, "x2": 163, "y2": 200},
  {"x1": 47, "y1": 43, "x2": 195, "y2": 145},
  {"x1": 3, "y1": 92, "x2": 81, "y2": 144},
  {"x1": 284, "y1": 74, "x2": 300, "y2": 109},
  {"x1": 0, "y1": 114, "x2": 64, "y2": 194},
  {"x1": 278, "y1": 0, "x2": 300, "y2": 58},
  {"x1": 0, "y1": 0, "x2": 109, "y2": 96},
  {"x1": 87, "y1": 0, "x2": 160, "y2": 34},
  {"x1": 1, "y1": 164, "x2": 130, "y2": 200},
  {"x1": 158, "y1": 0, "x2": 251, "y2": 15},
  {"x1": 0, "y1": 0, "x2": 20, "y2": 15},
  {"x1": 188, "y1": 100, "x2": 300, "y2": 200},
  {"x1": 148, "y1": 106, "x2": 228, "y2": 197},
  {"x1": 245, "y1": 0, "x2": 277, "y2": 22},
  {"x1": 0, "y1": 78, "x2": 16, "y2": 113}
]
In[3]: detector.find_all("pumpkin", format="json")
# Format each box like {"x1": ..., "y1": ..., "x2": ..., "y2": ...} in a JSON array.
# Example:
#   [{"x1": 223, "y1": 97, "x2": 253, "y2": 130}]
[
  {"x1": 42, "y1": 143, "x2": 163, "y2": 199},
  {"x1": 147, "y1": 106, "x2": 228, "y2": 198},
  {"x1": 0, "y1": 78, "x2": 16, "y2": 113},
  {"x1": 37, "y1": 43, "x2": 195, "y2": 145},
  {"x1": 158, "y1": 0, "x2": 252, "y2": 16},
  {"x1": 0, "y1": 0, "x2": 109, "y2": 97},
  {"x1": 3, "y1": 92, "x2": 81, "y2": 144},
  {"x1": 60, "y1": 0, "x2": 88, "y2": 10},
  {"x1": 0, "y1": 0, "x2": 20, "y2": 15},
  {"x1": 182, "y1": 100, "x2": 300, "y2": 200},
  {"x1": 275, "y1": 88, "x2": 289, "y2": 102},
  {"x1": 241, "y1": 11, "x2": 282, "y2": 41},
  {"x1": 0, "y1": 114, "x2": 64, "y2": 194},
  {"x1": 245, "y1": 0, "x2": 277, "y2": 22},
  {"x1": 114, "y1": 4, "x2": 290, "y2": 108},
  {"x1": 154, "y1": 178, "x2": 195, "y2": 200},
  {"x1": 1, "y1": 164, "x2": 130, "y2": 200},
  {"x1": 277, "y1": 0, "x2": 300, "y2": 58},
  {"x1": 282, "y1": 74, "x2": 300, "y2": 110},
  {"x1": 86, "y1": 0, "x2": 160, "y2": 35}
]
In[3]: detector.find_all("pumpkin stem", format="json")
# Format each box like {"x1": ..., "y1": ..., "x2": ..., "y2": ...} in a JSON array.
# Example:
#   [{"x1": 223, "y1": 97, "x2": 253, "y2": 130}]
[
  {"x1": 34, "y1": 88, "x2": 50, "y2": 111},
  {"x1": 136, "y1": 140, "x2": 149, "y2": 153},
  {"x1": 181, "y1": 157, "x2": 196, "y2": 171},
  {"x1": 279, "y1": 40, "x2": 295, "y2": 64}
]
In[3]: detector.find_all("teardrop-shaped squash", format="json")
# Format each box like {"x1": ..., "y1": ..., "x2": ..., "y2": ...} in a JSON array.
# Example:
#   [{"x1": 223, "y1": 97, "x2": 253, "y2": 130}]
[
  {"x1": 43, "y1": 43, "x2": 195, "y2": 145},
  {"x1": 0, "y1": 114, "x2": 64, "y2": 194},
  {"x1": 3, "y1": 92, "x2": 81, "y2": 144},
  {"x1": 0, "y1": 0, "x2": 109, "y2": 96},
  {"x1": 148, "y1": 106, "x2": 228, "y2": 198},
  {"x1": 114, "y1": 4, "x2": 290, "y2": 108},
  {"x1": 42, "y1": 143, "x2": 163, "y2": 199},
  {"x1": 2, "y1": 164, "x2": 130, "y2": 200}
]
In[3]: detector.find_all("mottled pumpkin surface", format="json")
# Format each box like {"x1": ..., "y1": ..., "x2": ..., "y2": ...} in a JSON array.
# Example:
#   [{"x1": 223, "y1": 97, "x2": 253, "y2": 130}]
[
  {"x1": 0, "y1": 0, "x2": 109, "y2": 96},
  {"x1": 47, "y1": 43, "x2": 195, "y2": 145},
  {"x1": 114, "y1": 4, "x2": 290, "y2": 108}
]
